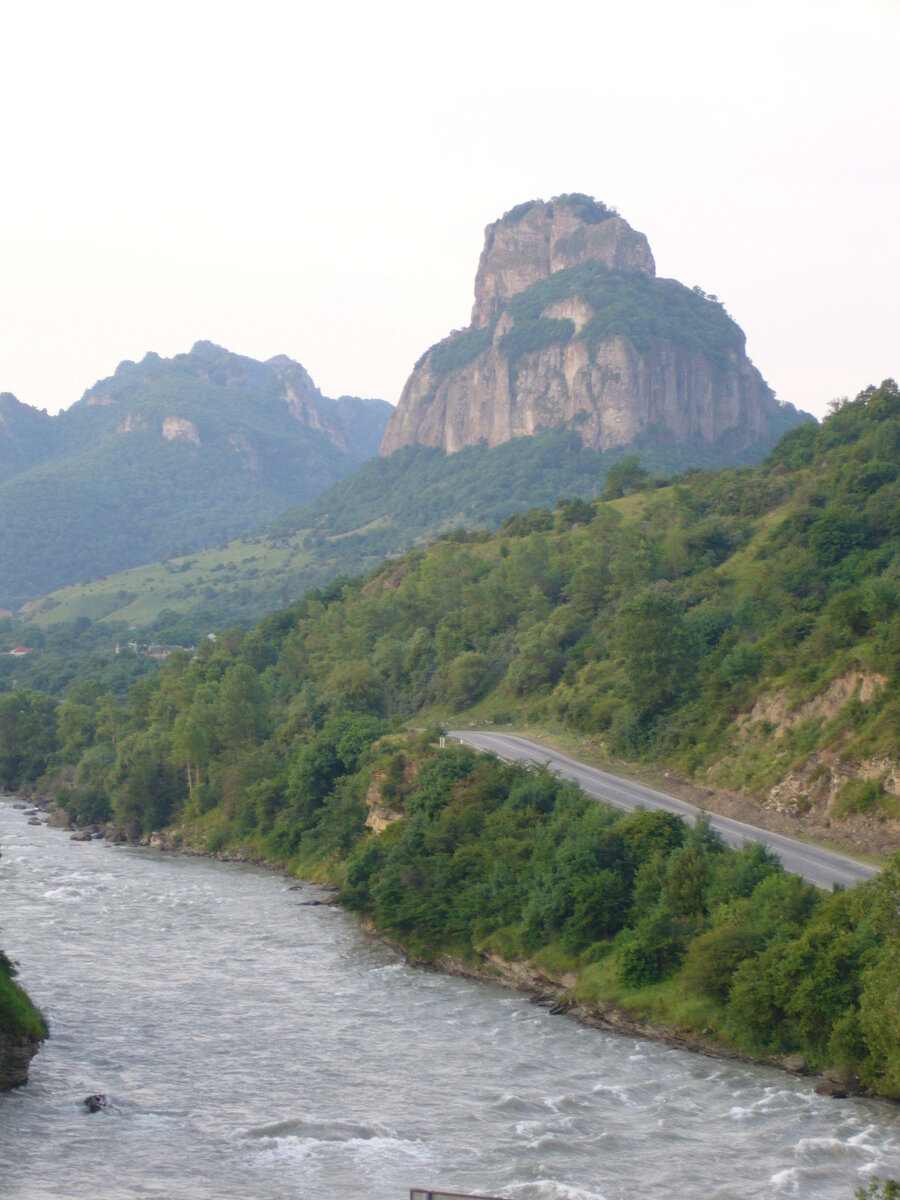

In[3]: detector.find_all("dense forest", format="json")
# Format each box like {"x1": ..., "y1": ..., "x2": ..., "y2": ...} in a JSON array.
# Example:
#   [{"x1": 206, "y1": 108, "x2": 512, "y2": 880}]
[{"x1": 3, "y1": 380, "x2": 900, "y2": 1094}]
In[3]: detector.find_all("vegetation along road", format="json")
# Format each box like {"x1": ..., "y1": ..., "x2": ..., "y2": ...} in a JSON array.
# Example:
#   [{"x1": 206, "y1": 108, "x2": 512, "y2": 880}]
[{"x1": 450, "y1": 731, "x2": 879, "y2": 890}]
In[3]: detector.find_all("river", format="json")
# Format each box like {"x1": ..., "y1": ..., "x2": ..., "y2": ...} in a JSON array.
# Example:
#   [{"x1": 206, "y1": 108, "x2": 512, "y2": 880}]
[{"x1": 1, "y1": 800, "x2": 899, "y2": 1200}]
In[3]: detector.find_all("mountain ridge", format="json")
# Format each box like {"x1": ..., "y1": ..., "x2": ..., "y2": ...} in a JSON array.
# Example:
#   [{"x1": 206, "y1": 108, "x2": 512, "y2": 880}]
[{"x1": 0, "y1": 343, "x2": 391, "y2": 609}]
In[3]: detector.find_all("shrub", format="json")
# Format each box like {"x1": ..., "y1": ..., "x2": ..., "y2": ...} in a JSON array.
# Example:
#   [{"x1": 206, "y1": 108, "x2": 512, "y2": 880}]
[
  {"x1": 833, "y1": 777, "x2": 897, "y2": 818},
  {"x1": 680, "y1": 923, "x2": 763, "y2": 1002},
  {"x1": 619, "y1": 912, "x2": 685, "y2": 987}
]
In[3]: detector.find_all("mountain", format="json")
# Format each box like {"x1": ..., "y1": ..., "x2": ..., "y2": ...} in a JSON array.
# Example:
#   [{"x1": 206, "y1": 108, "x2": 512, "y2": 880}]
[
  {"x1": 0, "y1": 343, "x2": 391, "y2": 609},
  {"x1": 381, "y1": 193, "x2": 804, "y2": 458},
  {"x1": 17, "y1": 196, "x2": 809, "y2": 633}
]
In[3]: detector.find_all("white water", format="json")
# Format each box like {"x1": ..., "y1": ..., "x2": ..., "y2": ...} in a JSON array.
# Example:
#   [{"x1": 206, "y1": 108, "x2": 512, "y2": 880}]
[{"x1": 1, "y1": 800, "x2": 899, "y2": 1200}]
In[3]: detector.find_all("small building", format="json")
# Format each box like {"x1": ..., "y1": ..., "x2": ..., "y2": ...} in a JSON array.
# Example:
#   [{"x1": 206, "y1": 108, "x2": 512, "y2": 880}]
[{"x1": 8, "y1": 645, "x2": 33, "y2": 657}]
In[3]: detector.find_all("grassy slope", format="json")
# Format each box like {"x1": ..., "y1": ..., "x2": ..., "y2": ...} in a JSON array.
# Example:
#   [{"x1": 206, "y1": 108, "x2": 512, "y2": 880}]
[{"x1": 22, "y1": 422, "x2": 805, "y2": 636}]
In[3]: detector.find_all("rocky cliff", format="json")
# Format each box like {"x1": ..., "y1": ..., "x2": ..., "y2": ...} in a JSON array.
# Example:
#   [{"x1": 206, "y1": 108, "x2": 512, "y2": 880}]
[{"x1": 381, "y1": 194, "x2": 805, "y2": 458}]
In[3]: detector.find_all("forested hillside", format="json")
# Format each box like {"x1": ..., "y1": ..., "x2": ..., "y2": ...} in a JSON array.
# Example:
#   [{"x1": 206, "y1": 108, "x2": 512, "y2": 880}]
[
  {"x1": 23, "y1": 416, "x2": 808, "y2": 636},
  {"x1": 4, "y1": 379, "x2": 900, "y2": 1096},
  {"x1": 0, "y1": 393, "x2": 57, "y2": 484},
  {"x1": 9, "y1": 379, "x2": 900, "y2": 829},
  {"x1": 0, "y1": 342, "x2": 391, "y2": 608}
]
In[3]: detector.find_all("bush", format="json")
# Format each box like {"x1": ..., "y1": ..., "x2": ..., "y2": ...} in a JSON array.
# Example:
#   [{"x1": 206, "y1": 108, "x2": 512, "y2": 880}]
[
  {"x1": 619, "y1": 912, "x2": 684, "y2": 987},
  {"x1": 833, "y1": 777, "x2": 897, "y2": 818},
  {"x1": 680, "y1": 923, "x2": 763, "y2": 1002}
]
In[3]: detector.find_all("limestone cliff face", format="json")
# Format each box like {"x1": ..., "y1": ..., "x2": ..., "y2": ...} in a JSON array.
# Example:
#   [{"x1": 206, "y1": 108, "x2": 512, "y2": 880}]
[
  {"x1": 380, "y1": 196, "x2": 801, "y2": 459},
  {"x1": 384, "y1": 330, "x2": 778, "y2": 456}
]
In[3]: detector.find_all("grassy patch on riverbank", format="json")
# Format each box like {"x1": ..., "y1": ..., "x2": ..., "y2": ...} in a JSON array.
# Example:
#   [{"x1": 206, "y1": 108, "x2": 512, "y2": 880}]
[{"x1": 0, "y1": 951, "x2": 47, "y2": 1041}]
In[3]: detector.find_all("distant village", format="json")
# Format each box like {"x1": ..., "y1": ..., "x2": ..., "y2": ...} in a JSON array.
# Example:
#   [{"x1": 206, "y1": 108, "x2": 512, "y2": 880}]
[
  {"x1": 119, "y1": 633, "x2": 216, "y2": 661},
  {"x1": 119, "y1": 641, "x2": 198, "y2": 662},
  {"x1": 4, "y1": 635, "x2": 215, "y2": 663}
]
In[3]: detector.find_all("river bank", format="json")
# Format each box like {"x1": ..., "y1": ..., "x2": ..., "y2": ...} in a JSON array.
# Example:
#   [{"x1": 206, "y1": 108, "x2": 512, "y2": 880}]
[
  {"x1": 363, "y1": 921, "x2": 866, "y2": 1103},
  {"x1": 21, "y1": 782, "x2": 873, "y2": 1105},
  {"x1": 6, "y1": 797, "x2": 898, "y2": 1200}
]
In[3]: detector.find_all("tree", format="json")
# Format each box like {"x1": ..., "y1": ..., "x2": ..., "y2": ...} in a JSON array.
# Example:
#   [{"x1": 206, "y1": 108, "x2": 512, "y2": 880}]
[
  {"x1": 443, "y1": 652, "x2": 493, "y2": 709},
  {"x1": 0, "y1": 690, "x2": 58, "y2": 789},
  {"x1": 603, "y1": 456, "x2": 649, "y2": 500},
  {"x1": 615, "y1": 591, "x2": 697, "y2": 720}
]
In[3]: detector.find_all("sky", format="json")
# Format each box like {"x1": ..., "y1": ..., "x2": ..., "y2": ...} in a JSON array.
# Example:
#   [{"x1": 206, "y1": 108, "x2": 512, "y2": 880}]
[{"x1": 1, "y1": 0, "x2": 897, "y2": 420}]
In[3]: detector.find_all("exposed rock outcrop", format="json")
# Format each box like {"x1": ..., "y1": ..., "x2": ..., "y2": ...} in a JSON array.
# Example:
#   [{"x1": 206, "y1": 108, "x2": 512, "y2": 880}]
[
  {"x1": 0, "y1": 1029, "x2": 42, "y2": 1091},
  {"x1": 741, "y1": 666, "x2": 887, "y2": 737},
  {"x1": 737, "y1": 667, "x2": 898, "y2": 822},
  {"x1": 380, "y1": 194, "x2": 806, "y2": 459},
  {"x1": 469, "y1": 196, "x2": 655, "y2": 328},
  {"x1": 161, "y1": 416, "x2": 201, "y2": 445},
  {"x1": 364, "y1": 775, "x2": 404, "y2": 833}
]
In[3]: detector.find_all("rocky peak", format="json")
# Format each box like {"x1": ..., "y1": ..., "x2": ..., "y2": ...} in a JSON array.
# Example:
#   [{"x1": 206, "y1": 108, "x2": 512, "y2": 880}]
[
  {"x1": 379, "y1": 195, "x2": 807, "y2": 462},
  {"x1": 470, "y1": 194, "x2": 655, "y2": 328}
]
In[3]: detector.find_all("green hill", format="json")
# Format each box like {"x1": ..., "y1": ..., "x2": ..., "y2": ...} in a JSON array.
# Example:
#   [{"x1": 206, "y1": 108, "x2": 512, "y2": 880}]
[
  {"x1": 0, "y1": 342, "x2": 391, "y2": 609},
  {"x1": 13, "y1": 377, "x2": 899, "y2": 840}
]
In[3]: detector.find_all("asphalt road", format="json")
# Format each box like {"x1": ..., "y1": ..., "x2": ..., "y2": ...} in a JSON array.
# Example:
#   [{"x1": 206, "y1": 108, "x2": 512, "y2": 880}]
[{"x1": 449, "y1": 730, "x2": 880, "y2": 890}]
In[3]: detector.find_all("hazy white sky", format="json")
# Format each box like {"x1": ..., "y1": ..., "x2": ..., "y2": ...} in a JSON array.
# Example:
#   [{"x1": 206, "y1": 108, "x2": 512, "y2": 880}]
[{"x1": 1, "y1": 0, "x2": 897, "y2": 419}]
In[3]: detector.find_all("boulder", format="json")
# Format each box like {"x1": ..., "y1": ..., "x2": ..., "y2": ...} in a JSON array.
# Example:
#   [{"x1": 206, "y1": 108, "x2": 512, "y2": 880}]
[
  {"x1": 814, "y1": 1078, "x2": 848, "y2": 1099},
  {"x1": 782, "y1": 1054, "x2": 808, "y2": 1074}
]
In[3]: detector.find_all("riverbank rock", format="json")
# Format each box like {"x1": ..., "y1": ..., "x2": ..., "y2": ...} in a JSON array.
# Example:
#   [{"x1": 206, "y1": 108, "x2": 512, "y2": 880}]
[
  {"x1": 147, "y1": 831, "x2": 176, "y2": 851},
  {"x1": 0, "y1": 1030, "x2": 42, "y2": 1091},
  {"x1": 814, "y1": 1078, "x2": 848, "y2": 1099},
  {"x1": 782, "y1": 1054, "x2": 808, "y2": 1074},
  {"x1": 814, "y1": 1066, "x2": 863, "y2": 1098}
]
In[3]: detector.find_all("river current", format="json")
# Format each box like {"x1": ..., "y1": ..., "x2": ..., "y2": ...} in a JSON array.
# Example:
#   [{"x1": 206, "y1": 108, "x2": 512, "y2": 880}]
[{"x1": 2, "y1": 800, "x2": 899, "y2": 1200}]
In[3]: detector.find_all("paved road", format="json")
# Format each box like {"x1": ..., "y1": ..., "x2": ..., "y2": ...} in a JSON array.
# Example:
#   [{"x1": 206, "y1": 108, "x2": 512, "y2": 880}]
[{"x1": 449, "y1": 730, "x2": 879, "y2": 890}]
